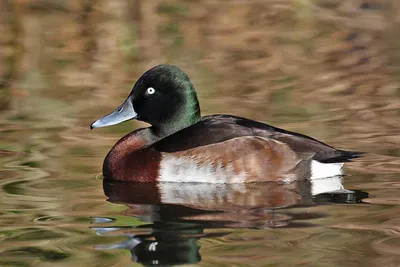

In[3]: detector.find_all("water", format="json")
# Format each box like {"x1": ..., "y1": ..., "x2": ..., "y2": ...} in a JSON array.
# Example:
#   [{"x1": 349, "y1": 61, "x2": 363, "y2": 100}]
[{"x1": 1, "y1": 1, "x2": 400, "y2": 266}]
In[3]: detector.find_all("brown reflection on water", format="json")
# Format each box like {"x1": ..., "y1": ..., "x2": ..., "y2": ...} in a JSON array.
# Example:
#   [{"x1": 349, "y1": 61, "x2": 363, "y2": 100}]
[
  {"x1": 94, "y1": 180, "x2": 367, "y2": 265},
  {"x1": 0, "y1": 0, "x2": 400, "y2": 266}
]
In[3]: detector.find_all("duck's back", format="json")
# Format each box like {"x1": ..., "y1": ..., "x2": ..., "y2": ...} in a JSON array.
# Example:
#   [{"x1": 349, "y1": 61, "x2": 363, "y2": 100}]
[{"x1": 154, "y1": 114, "x2": 362, "y2": 163}]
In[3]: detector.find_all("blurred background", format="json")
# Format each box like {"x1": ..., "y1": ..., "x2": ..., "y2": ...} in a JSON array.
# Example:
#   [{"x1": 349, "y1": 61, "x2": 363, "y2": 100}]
[{"x1": 0, "y1": 0, "x2": 400, "y2": 266}]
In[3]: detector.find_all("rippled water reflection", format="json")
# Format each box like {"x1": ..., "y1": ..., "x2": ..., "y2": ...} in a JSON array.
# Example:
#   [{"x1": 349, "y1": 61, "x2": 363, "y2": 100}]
[
  {"x1": 92, "y1": 180, "x2": 368, "y2": 266},
  {"x1": 1, "y1": 0, "x2": 400, "y2": 266}
]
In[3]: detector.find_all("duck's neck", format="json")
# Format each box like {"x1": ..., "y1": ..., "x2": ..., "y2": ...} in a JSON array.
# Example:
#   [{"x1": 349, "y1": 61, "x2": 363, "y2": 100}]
[
  {"x1": 152, "y1": 110, "x2": 200, "y2": 138},
  {"x1": 152, "y1": 92, "x2": 201, "y2": 138}
]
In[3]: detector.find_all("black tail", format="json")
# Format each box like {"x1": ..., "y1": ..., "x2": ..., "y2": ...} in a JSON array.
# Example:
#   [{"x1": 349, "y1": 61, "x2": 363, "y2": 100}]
[{"x1": 321, "y1": 150, "x2": 366, "y2": 163}]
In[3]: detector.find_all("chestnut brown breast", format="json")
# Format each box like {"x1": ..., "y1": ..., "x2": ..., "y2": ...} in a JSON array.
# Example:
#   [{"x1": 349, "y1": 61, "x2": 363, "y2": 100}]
[{"x1": 103, "y1": 133, "x2": 161, "y2": 182}]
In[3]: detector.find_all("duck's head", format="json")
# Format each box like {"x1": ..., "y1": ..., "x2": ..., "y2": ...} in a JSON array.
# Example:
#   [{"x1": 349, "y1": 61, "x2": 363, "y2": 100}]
[{"x1": 91, "y1": 64, "x2": 201, "y2": 136}]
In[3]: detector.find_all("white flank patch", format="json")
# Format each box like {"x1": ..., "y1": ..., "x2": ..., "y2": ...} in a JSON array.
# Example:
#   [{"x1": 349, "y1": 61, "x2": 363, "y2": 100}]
[
  {"x1": 158, "y1": 153, "x2": 246, "y2": 183},
  {"x1": 311, "y1": 160, "x2": 343, "y2": 180}
]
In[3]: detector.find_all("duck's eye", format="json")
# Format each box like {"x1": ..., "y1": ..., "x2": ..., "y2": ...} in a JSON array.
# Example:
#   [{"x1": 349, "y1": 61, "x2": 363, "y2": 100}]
[{"x1": 146, "y1": 87, "x2": 155, "y2": 95}]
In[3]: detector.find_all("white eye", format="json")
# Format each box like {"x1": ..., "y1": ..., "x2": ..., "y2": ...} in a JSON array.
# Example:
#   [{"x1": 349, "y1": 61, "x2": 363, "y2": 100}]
[{"x1": 146, "y1": 87, "x2": 155, "y2": 95}]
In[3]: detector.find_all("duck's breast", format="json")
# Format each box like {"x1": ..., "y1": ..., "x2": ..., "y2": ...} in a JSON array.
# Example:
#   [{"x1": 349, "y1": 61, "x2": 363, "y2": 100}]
[{"x1": 103, "y1": 131, "x2": 161, "y2": 182}]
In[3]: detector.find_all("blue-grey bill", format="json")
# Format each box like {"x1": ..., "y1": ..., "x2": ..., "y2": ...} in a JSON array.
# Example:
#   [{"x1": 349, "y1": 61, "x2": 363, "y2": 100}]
[{"x1": 90, "y1": 98, "x2": 137, "y2": 129}]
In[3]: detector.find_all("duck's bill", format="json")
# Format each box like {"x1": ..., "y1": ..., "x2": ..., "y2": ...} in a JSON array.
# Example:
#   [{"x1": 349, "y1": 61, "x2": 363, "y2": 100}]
[{"x1": 90, "y1": 98, "x2": 137, "y2": 129}]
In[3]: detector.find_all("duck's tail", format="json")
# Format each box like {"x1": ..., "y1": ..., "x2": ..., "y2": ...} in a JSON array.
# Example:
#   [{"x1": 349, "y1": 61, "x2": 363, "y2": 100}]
[{"x1": 321, "y1": 150, "x2": 366, "y2": 163}]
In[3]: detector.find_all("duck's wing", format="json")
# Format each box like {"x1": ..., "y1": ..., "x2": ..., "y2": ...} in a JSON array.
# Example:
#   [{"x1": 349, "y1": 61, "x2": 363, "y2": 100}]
[
  {"x1": 231, "y1": 115, "x2": 364, "y2": 163},
  {"x1": 156, "y1": 136, "x2": 312, "y2": 183},
  {"x1": 153, "y1": 117, "x2": 253, "y2": 152},
  {"x1": 153, "y1": 114, "x2": 364, "y2": 163}
]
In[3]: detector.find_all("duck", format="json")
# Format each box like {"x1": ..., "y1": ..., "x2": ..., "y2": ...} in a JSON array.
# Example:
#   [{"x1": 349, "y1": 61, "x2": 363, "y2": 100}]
[{"x1": 91, "y1": 64, "x2": 363, "y2": 183}]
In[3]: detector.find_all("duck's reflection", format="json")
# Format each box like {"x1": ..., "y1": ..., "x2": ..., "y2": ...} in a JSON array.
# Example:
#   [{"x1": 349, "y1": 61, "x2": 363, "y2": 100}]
[
  {"x1": 93, "y1": 176, "x2": 368, "y2": 266},
  {"x1": 94, "y1": 221, "x2": 204, "y2": 266}
]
